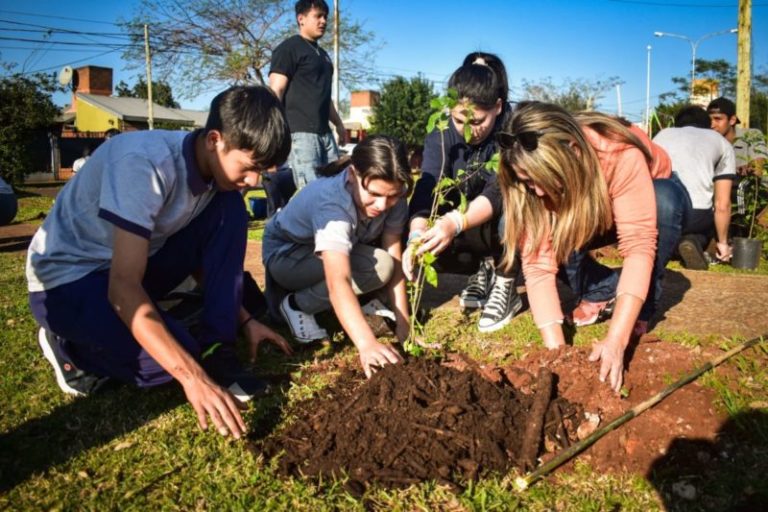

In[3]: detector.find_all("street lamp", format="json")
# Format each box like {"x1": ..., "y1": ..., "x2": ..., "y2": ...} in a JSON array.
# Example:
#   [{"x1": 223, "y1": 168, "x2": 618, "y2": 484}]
[
  {"x1": 645, "y1": 44, "x2": 652, "y2": 134},
  {"x1": 654, "y1": 28, "x2": 738, "y2": 99}
]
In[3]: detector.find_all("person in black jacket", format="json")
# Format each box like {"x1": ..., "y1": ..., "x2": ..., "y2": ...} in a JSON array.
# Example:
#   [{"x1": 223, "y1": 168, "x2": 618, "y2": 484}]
[{"x1": 404, "y1": 52, "x2": 523, "y2": 333}]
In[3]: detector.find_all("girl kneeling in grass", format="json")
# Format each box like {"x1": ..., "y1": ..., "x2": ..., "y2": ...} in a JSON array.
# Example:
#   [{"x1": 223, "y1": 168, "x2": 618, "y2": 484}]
[{"x1": 262, "y1": 135, "x2": 411, "y2": 378}]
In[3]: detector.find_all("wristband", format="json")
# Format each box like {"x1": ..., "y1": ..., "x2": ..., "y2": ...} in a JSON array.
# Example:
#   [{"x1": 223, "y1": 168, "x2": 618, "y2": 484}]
[
  {"x1": 407, "y1": 230, "x2": 423, "y2": 244},
  {"x1": 444, "y1": 210, "x2": 463, "y2": 236},
  {"x1": 239, "y1": 315, "x2": 254, "y2": 330}
]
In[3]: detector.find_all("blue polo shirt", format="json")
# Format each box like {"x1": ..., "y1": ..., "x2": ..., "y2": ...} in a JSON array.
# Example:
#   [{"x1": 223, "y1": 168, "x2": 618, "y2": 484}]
[{"x1": 27, "y1": 129, "x2": 216, "y2": 292}]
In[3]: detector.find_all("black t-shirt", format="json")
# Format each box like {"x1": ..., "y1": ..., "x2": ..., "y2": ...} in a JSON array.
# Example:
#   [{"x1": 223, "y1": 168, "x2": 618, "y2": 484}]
[
  {"x1": 270, "y1": 34, "x2": 334, "y2": 134},
  {"x1": 408, "y1": 115, "x2": 505, "y2": 221}
]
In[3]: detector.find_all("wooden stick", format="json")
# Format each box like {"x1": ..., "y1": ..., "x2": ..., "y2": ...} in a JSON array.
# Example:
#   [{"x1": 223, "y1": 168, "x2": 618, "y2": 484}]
[{"x1": 512, "y1": 335, "x2": 767, "y2": 491}]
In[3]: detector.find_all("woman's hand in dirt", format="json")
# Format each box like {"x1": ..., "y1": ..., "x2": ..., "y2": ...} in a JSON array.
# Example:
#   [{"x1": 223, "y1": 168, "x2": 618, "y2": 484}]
[
  {"x1": 588, "y1": 337, "x2": 626, "y2": 393},
  {"x1": 357, "y1": 339, "x2": 404, "y2": 378},
  {"x1": 181, "y1": 370, "x2": 247, "y2": 438},
  {"x1": 242, "y1": 318, "x2": 293, "y2": 363}
]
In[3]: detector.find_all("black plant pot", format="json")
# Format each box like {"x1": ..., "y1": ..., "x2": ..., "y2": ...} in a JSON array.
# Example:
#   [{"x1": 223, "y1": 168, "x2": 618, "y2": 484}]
[{"x1": 731, "y1": 237, "x2": 762, "y2": 270}]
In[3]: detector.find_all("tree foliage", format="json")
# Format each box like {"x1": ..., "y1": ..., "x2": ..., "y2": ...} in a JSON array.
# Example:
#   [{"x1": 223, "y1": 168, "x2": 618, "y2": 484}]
[
  {"x1": 520, "y1": 76, "x2": 622, "y2": 111},
  {"x1": 368, "y1": 75, "x2": 437, "y2": 149},
  {"x1": 0, "y1": 70, "x2": 60, "y2": 184},
  {"x1": 115, "y1": 76, "x2": 180, "y2": 108},
  {"x1": 119, "y1": 0, "x2": 379, "y2": 100},
  {"x1": 658, "y1": 59, "x2": 768, "y2": 132}
]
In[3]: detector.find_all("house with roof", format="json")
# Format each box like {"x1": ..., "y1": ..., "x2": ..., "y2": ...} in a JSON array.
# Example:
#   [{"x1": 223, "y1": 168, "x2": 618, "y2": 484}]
[{"x1": 48, "y1": 65, "x2": 208, "y2": 181}]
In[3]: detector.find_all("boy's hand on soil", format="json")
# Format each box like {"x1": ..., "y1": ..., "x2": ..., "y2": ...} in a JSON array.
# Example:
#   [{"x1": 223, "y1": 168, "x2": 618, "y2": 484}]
[
  {"x1": 588, "y1": 338, "x2": 625, "y2": 393},
  {"x1": 243, "y1": 319, "x2": 293, "y2": 362},
  {"x1": 358, "y1": 339, "x2": 404, "y2": 378},
  {"x1": 182, "y1": 373, "x2": 247, "y2": 439}
]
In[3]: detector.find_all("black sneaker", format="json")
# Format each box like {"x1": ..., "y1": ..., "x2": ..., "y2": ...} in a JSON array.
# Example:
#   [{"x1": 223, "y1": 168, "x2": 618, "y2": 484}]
[
  {"x1": 201, "y1": 344, "x2": 270, "y2": 402},
  {"x1": 459, "y1": 258, "x2": 495, "y2": 309},
  {"x1": 37, "y1": 328, "x2": 108, "y2": 396},
  {"x1": 678, "y1": 237, "x2": 708, "y2": 270},
  {"x1": 477, "y1": 275, "x2": 523, "y2": 333}
]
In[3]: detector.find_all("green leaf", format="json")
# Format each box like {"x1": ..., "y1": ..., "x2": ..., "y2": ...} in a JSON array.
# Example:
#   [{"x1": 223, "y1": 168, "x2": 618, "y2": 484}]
[
  {"x1": 426, "y1": 111, "x2": 440, "y2": 134},
  {"x1": 436, "y1": 119, "x2": 449, "y2": 131},
  {"x1": 429, "y1": 97, "x2": 443, "y2": 109},
  {"x1": 422, "y1": 251, "x2": 436, "y2": 265},
  {"x1": 447, "y1": 88, "x2": 458, "y2": 100},
  {"x1": 456, "y1": 169, "x2": 466, "y2": 178},
  {"x1": 464, "y1": 123, "x2": 472, "y2": 144},
  {"x1": 438, "y1": 176, "x2": 455, "y2": 189},
  {"x1": 485, "y1": 152, "x2": 501, "y2": 173},
  {"x1": 459, "y1": 193, "x2": 467, "y2": 214},
  {"x1": 424, "y1": 265, "x2": 439, "y2": 288}
]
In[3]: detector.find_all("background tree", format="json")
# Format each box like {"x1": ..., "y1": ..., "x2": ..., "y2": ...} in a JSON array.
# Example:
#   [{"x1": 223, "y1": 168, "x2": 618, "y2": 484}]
[
  {"x1": 658, "y1": 58, "x2": 768, "y2": 132},
  {"x1": 368, "y1": 75, "x2": 436, "y2": 149},
  {"x1": 119, "y1": 0, "x2": 379, "y2": 100},
  {"x1": 115, "y1": 76, "x2": 180, "y2": 108},
  {"x1": 519, "y1": 76, "x2": 622, "y2": 111},
  {"x1": 0, "y1": 67, "x2": 60, "y2": 184}
]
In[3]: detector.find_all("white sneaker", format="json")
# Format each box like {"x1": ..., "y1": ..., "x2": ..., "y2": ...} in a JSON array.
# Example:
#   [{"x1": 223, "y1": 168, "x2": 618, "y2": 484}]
[
  {"x1": 459, "y1": 258, "x2": 495, "y2": 309},
  {"x1": 361, "y1": 298, "x2": 396, "y2": 322},
  {"x1": 279, "y1": 294, "x2": 329, "y2": 343}
]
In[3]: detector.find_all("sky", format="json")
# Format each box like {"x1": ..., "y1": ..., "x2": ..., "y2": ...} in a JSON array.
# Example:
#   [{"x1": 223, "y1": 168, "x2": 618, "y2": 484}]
[{"x1": 1, "y1": 0, "x2": 766, "y2": 124}]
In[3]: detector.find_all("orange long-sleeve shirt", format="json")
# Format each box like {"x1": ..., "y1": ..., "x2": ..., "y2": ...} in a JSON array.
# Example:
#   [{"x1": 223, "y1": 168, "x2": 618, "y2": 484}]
[{"x1": 522, "y1": 126, "x2": 658, "y2": 328}]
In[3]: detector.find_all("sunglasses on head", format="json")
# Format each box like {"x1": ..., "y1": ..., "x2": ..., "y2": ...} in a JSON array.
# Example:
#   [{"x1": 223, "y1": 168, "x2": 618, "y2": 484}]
[{"x1": 495, "y1": 130, "x2": 543, "y2": 152}]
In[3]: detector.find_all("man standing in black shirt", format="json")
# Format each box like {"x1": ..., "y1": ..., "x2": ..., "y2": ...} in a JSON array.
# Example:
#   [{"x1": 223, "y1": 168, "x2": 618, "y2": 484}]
[{"x1": 269, "y1": 0, "x2": 347, "y2": 189}]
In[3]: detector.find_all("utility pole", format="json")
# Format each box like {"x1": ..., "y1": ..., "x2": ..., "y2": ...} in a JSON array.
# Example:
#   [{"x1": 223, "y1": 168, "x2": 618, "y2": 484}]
[
  {"x1": 333, "y1": 0, "x2": 340, "y2": 111},
  {"x1": 736, "y1": 0, "x2": 751, "y2": 128},
  {"x1": 144, "y1": 23, "x2": 155, "y2": 130}
]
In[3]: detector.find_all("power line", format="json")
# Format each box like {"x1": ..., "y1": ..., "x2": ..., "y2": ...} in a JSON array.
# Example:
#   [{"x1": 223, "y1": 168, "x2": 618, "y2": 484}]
[
  {"x1": 0, "y1": 19, "x2": 133, "y2": 38},
  {"x1": 0, "y1": 10, "x2": 120, "y2": 26}
]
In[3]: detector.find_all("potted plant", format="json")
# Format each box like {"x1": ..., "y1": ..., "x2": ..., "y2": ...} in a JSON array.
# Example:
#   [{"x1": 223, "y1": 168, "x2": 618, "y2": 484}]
[{"x1": 730, "y1": 131, "x2": 767, "y2": 270}]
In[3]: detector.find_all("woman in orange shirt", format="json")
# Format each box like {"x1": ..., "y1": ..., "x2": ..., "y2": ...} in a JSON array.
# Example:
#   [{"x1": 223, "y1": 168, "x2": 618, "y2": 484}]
[{"x1": 497, "y1": 102, "x2": 685, "y2": 392}]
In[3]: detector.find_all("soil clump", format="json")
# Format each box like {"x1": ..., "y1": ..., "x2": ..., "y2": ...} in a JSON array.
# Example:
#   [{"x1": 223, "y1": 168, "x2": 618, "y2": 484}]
[{"x1": 258, "y1": 357, "x2": 582, "y2": 491}]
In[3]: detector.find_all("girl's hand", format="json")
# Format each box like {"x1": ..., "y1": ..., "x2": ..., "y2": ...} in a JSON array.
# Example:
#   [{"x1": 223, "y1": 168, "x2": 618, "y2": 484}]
[
  {"x1": 415, "y1": 217, "x2": 457, "y2": 258},
  {"x1": 242, "y1": 318, "x2": 293, "y2": 363},
  {"x1": 402, "y1": 240, "x2": 419, "y2": 281},
  {"x1": 588, "y1": 337, "x2": 626, "y2": 393},
  {"x1": 357, "y1": 339, "x2": 403, "y2": 378}
]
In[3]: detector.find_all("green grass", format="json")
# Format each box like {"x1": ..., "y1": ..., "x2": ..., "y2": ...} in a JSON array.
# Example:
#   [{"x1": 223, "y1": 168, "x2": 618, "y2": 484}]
[{"x1": 3, "y1": 189, "x2": 768, "y2": 509}]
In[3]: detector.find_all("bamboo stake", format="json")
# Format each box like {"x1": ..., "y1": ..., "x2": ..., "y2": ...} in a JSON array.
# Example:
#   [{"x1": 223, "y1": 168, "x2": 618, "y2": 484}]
[{"x1": 512, "y1": 335, "x2": 767, "y2": 491}]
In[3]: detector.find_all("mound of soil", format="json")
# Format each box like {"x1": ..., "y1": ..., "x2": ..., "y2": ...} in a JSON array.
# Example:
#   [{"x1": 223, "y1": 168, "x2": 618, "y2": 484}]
[
  {"x1": 259, "y1": 358, "x2": 581, "y2": 491},
  {"x1": 257, "y1": 340, "x2": 746, "y2": 491}
]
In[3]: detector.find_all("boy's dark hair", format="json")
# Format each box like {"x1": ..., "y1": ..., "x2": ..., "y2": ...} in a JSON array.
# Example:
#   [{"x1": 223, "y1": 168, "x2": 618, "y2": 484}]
[
  {"x1": 449, "y1": 52, "x2": 508, "y2": 109},
  {"x1": 205, "y1": 85, "x2": 291, "y2": 168},
  {"x1": 295, "y1": 0, "x2": 329, "y2": 17},
  {"x1": 318, "y1": 135, "x2": 412, "y2": 192},
  {"x1": 674, "y1": 105, "x2": 711, "y2": 129}
]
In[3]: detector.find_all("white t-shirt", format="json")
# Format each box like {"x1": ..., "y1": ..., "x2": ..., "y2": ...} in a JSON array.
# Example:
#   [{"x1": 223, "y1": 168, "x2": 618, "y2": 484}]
[{"x1": 653, "y1": 126, "x2": 736, "y2": 209}]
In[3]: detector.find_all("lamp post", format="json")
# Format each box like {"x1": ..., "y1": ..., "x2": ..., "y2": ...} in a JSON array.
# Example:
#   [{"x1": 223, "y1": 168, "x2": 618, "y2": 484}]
[
  {"x1": 645, "y1": 44, "x2": 652, "y2": 134},
  {"x1": 653, "y1": 28, "x2": 738, "y2": 99}
]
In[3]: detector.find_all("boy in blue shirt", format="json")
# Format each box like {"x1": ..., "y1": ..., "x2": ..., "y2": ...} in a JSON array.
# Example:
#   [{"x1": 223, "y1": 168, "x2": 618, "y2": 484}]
[{"x1": 26, "y1": 85, "x2": 291, "y2": 439}]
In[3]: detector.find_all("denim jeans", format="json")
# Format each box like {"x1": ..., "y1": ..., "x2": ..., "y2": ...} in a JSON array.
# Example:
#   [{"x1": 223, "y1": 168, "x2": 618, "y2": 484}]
[
  {"x1": 560, "y1": 174, "x2": 687, "y2": 322},
  {"x1": 287, "y1": 131, "x2": 339, "y2": 189}
]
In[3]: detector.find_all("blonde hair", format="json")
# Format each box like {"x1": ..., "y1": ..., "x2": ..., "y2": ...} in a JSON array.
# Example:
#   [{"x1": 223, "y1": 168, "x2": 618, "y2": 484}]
[{"x1": 499, "y1": 102, "x2": 616, "y2": 268}]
